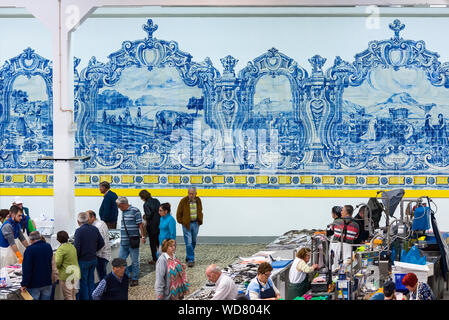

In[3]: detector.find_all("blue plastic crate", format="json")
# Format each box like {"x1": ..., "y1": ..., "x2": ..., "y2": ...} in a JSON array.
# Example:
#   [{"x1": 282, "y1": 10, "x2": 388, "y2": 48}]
[
  {"x1": 394, "y1": 273, "x2": 407, "y2": 292},
  {"x1": 271, "y1": 259, "x2": 293, "y2": 268}
]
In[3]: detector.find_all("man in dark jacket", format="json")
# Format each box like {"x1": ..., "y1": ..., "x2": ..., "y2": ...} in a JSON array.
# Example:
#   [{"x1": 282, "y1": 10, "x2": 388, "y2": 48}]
[
  {"x1": 75, "y1": 211, "x2": 105, "y2": 300},
  {"x1": 20, "y1": 231, "x2": 54, "y2": 300},
  {"x1": 354, "y1": 206, "x2": 370, "y2": 244},
  {"x1": 92, "y1": 258, "x2": 129, "y2": 300},
  {"x1": 176, "y1": 187, "x2": 203, "y2": 267},
  {"x1": 99, "y1": 181, "x2": 119, "y2": 229},
  {"x1": 139, "y1": 190, "x2": 160, "y2": 265}
]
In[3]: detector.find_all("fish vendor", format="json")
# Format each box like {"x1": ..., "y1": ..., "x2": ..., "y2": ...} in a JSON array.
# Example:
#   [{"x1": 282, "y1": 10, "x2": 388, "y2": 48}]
[{"x1": 0, "y1": 206, "x2": 29, "y2": 268}]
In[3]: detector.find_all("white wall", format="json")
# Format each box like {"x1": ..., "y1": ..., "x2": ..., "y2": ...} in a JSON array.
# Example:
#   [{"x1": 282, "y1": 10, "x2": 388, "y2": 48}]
[{"x1": 2, "y1": 195, "x2": 448, "y2": 236}]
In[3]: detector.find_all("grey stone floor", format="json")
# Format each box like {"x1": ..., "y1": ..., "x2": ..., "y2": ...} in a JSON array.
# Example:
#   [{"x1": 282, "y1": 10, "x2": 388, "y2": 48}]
[{"x1": 128, "y1": 243, "x2": 266, "y2": 300}]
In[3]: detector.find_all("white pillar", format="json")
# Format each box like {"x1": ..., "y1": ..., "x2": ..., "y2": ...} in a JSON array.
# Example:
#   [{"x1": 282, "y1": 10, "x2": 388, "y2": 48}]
[{"x1": 16, "y1": 0, "x2": 97, "y2": 234}]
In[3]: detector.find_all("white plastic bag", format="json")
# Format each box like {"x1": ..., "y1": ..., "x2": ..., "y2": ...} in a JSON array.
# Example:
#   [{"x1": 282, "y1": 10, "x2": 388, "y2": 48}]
[{"x1": 0, "y1": 267, "x2": 11, "y2": 288}]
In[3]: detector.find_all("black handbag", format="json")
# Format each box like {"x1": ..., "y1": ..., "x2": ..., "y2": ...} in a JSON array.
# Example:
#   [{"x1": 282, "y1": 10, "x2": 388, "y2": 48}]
[{"x1": 122, "y1": 214, "x2": 140, "y2": 249}]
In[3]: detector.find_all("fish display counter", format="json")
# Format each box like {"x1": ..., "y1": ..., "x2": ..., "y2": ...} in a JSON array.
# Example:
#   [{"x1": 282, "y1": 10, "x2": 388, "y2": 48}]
[
  {"x1": 0, "y1": 265, "x2": 23, "y2": 300},
  {"x1": 188, "y1": 230, "x2": 316, "y2": 300},
  {"x1": 0, "y1": 230, "x2": 121, "y2": 300}
]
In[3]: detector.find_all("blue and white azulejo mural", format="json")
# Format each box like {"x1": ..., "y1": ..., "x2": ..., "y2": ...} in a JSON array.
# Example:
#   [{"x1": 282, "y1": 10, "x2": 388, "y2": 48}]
[
  {"x1": 2, "y1": 19, "x2": 449, "y2": 189},
  {"x1": 0, "y1": 47, "x2": 53, "y2": 185}
]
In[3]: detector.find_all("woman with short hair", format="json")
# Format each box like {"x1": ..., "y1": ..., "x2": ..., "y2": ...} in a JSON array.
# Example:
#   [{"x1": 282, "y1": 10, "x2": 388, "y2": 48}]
[
  {"x1": 246, "y1": 262, "x2": 281, "y2": 300},
  {"x1": 158, "y1": 203, "x2": 176, "y2": 252},
  {"x1": 287, "y1": 247, "x2": 319, "y2": 299},
  {"x1": 55, "y1": 230, "x2": 80, "y2": 300},
  {"x1": 402, "y1": 272, "x2": 435, "y2": 300},
  {"x1": 154, "y1": 239, "x2": 189, "y2": 300}
]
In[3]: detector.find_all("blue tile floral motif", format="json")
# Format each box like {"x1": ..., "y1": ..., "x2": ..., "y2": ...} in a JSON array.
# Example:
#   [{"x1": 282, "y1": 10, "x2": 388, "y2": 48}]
[
  {"x1": 204, "y1": 176, "x2": 212, "y2": 184},
  {"x1": 182, "y1": 176, "x2": 190, "y2": 184}
]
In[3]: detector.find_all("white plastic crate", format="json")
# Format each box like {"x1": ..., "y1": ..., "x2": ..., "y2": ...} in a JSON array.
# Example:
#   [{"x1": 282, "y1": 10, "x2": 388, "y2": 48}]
[{"x1": 392, "y1": 261, "x2": 429, "y2": 284}]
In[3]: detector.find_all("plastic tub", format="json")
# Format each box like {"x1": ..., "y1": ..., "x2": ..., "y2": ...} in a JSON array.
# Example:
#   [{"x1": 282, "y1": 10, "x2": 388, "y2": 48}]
[{"x1": 394, "y1": 273, "x2": 407, "y2": 292}]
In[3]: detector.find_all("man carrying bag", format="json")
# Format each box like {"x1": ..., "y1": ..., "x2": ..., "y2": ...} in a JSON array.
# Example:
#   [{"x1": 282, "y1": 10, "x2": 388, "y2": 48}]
[{"x1": 116, "y1": 197, "x2": 145, "y2": 287}]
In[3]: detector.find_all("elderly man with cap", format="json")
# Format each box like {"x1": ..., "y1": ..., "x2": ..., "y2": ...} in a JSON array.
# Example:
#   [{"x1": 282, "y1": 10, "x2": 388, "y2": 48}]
[
  {"x1": 0, "y1": 205, "x2": 29, "y2": 268},
  {"x1": 12, "y1": 197, "x2": 36, "y2": 236},
  {"x1": 205, "y1": 264, "x2": 238, "y2": 300},
  {"x1": 92, "y1": 258, "x2": 129, "y2": 300}
]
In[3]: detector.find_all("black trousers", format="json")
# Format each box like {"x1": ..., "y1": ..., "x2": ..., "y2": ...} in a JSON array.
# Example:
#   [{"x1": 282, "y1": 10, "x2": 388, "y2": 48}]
[{"x1": 147, "y1": 228, "x2": 159, "y2": 262}]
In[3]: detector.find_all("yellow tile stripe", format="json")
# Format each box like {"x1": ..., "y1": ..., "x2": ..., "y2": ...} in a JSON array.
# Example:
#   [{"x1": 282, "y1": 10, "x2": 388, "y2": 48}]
[
  {"x1": 168, "y1": 176, "x2": 181, "y2": 184},
  {"x1": 13, "y1": 175, "x2": 25, "y2": 183},
  {"x1": 389, "y1": 176, "x2": 405, "y2": 185},
  {"x1": 301, "y1": 176, "x2": 313, "y2": 184},
  {"x1": 121, "y1": 175, "x2": 134, "y2": 184},
  {"x1": 278, "y1": 176, "x2": 291, "y2": 184},
  {"x1": 256, "y1": 176, "x2": 268, "y2": 184},
  {"x1": 322, "y1": 176, "x2": 335, "y2": 184},
  {"x1": 414, "y1": 176, "x2": 427, "y2": 185},
  {"x1": 77, "y1": 175, "x2": 90, "y2": 184},
  {"x1": 99, "y1": 175, "x2": 112, "y2": 183},
  {"x1": 212, "y1": 176, "x2": 225, "y2": 184},
  {"x1": 366, "y1": 177, "x2": 379, "y2": 185},
  {"x1": 34, "y1": 175, "x2": 47, "y2": 183},
  {"x1": 190, "y1": 176, "x2": 203, "y2": 184},
  {"x1": 144, "y1": 175, "x2": 159, "y2": 184},
  {"x1": 4, "y1": 188, "x2": 449, "y2": 198},
  {"x1": 234, "y1": 176, "x2": 247, "y2": 184},
  {"x1": 345, "y1": 176, "x2": 357, "y2": 184}
]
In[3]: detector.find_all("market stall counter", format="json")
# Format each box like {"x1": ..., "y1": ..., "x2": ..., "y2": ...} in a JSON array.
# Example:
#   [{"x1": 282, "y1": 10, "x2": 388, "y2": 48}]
[
  {"x1": 188, "y1": 249, "x2": 294, "y2": 300},
  {"x1": 0, "y1": 230, "x2": 121, "y2": 300},
  {"x1": 188, "y1": 230, "x2": 317, "y2": 300}
]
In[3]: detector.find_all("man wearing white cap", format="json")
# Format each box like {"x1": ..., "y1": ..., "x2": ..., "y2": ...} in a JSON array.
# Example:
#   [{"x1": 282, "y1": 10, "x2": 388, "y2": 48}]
[{"x1": 13, "y1": 197, "x2": 36, "y2": 236}]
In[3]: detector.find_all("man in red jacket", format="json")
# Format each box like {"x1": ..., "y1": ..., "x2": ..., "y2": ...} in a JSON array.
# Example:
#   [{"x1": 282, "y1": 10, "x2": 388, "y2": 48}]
[{"x1": 176, "y1": 187, "x2": 203, "y2": 267}]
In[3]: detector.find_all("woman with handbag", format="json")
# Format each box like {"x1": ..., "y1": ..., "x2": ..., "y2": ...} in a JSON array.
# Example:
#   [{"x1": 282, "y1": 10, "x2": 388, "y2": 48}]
[{"x1": 155, "y1": 239, "x2": 190, "y2": 300}]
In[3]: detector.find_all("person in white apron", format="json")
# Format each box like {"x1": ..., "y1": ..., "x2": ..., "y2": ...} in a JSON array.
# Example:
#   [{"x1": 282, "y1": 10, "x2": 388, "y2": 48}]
[{"x1": 0, "y1": 206, "x2": 29, "y2": 269}]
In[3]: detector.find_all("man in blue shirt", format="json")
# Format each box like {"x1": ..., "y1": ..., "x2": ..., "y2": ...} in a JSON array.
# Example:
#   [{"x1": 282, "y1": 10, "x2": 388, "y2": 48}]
[
  {"x1": 0, "y1": 206, "x2": 29, "y2": 267},
  {"x1": 20, "y1": 231, "x2": 53, "y2": 300},
  {"x1": 92, "y1": 258, "x2": 128, "y2": 300},
  {"x1": 99, "y1": 181, "x2": 119, "y2": 229},
  {"x1": 116, "y1": 196, "x2": 145, "y2": 287},
  {"x1": 74, "y1": 211, "x2": 105, "y2": 300}
]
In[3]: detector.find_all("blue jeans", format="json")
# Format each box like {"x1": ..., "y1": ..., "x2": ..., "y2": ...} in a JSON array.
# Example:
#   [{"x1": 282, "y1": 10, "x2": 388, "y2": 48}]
[
  {"x1": 79, "y1": 258, "x2": 97, "y2": 300},
  {"x1": 28, "y1": 285, "x2": 52, "y2": 300},
  {"x1": 118, "y1": 243, "x2": 140, "y2": 281},
  {"x1": 182, "y1": 221, "x2": 199, "y2": 263},
  {"x1": 96, "y1": 257, "x2": 109, "y2": 282}
]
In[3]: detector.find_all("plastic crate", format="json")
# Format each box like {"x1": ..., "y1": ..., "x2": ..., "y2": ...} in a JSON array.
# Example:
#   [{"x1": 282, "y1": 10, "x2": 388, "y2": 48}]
[
  {"x1": 394, "y1": 273, "x2": 407, "y2": 292},
  {"x1": 271, "y1": 260, "x2": 292, "y2": 268},
  {"x1": 311, "y1": 282, "x2": 328, "y2": 293}
]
